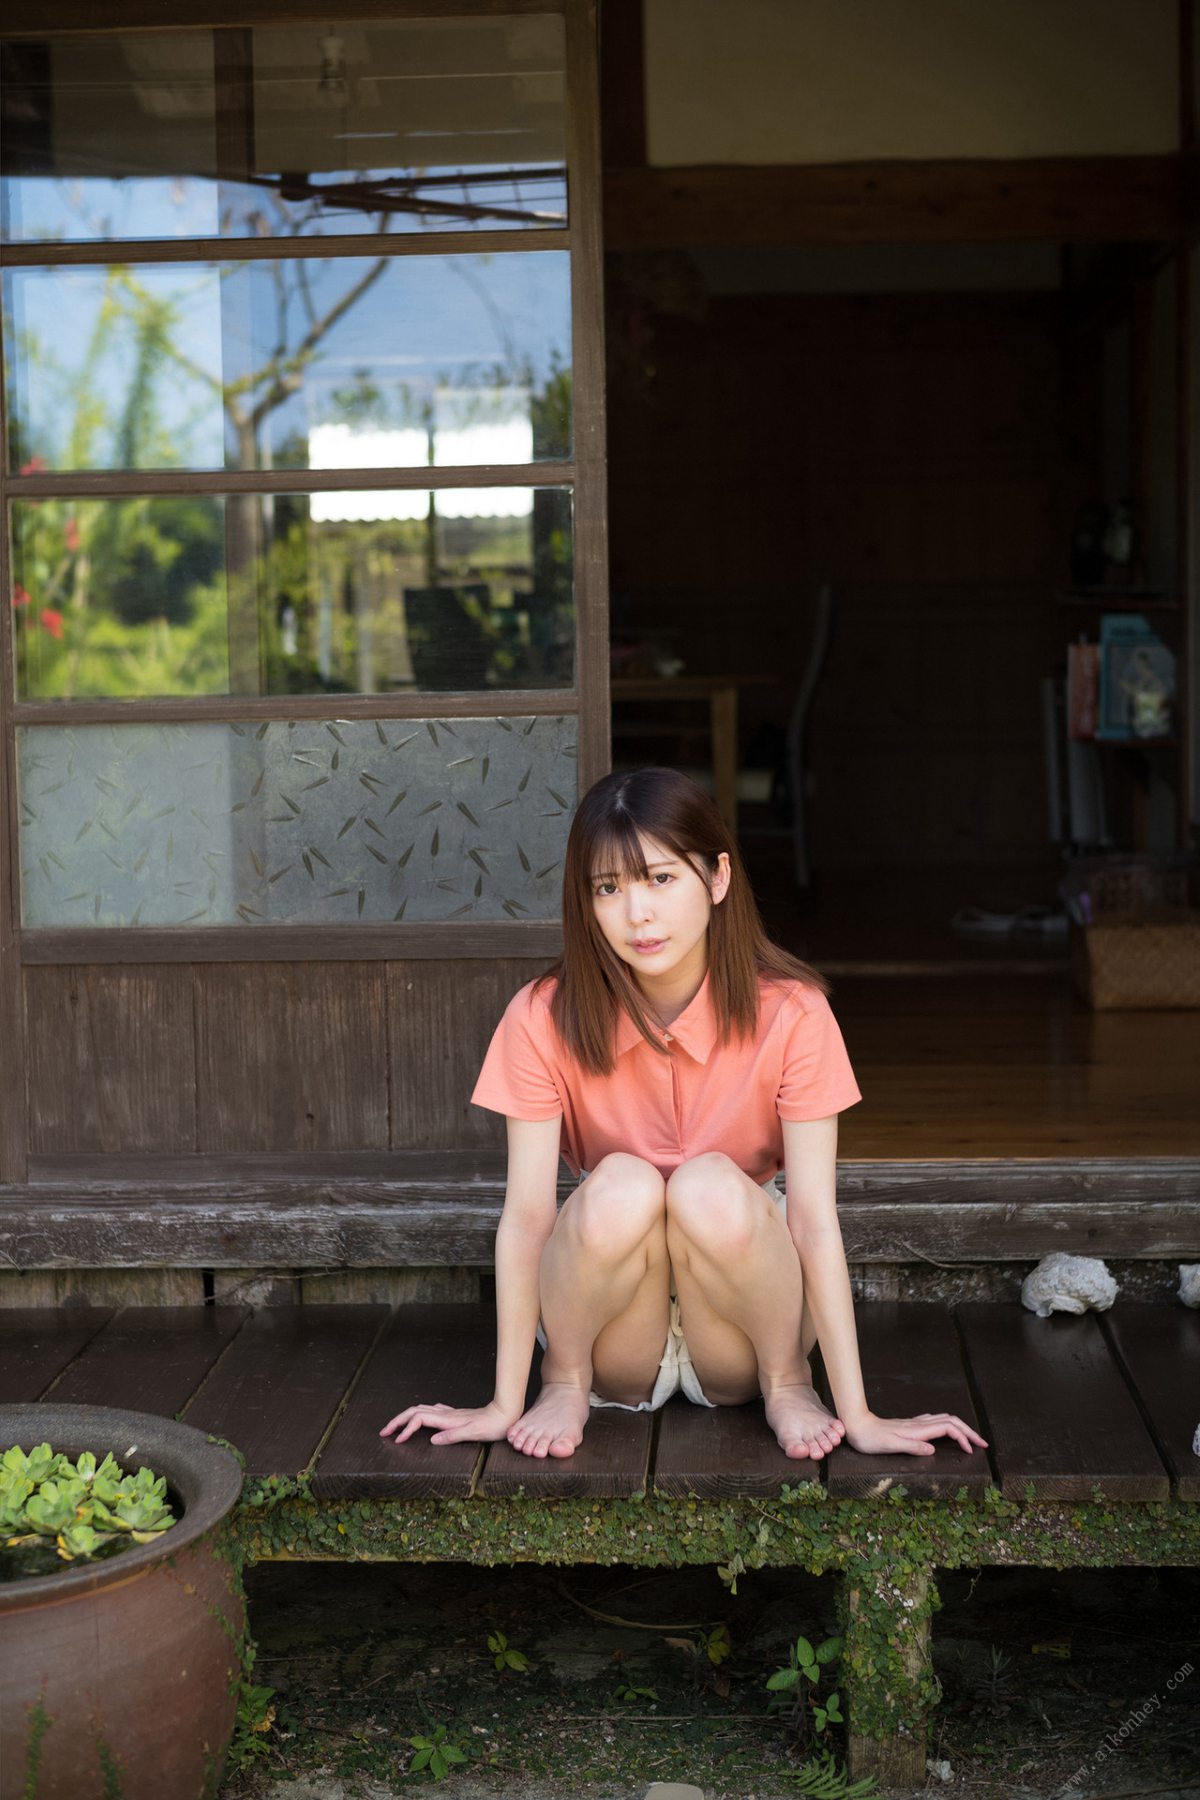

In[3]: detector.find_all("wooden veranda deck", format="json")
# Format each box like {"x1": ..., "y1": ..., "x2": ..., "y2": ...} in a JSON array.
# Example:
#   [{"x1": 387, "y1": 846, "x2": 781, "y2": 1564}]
[{"x1": 3, "y1": 1300, "x2": 1197, "y2": 1504}]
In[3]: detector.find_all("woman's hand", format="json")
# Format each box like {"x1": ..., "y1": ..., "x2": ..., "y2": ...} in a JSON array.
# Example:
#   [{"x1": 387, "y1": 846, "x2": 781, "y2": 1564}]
[
  {"x1": 843, "y1": 1410, "x2": 988, "y2": 1458},
  {"x1": 379, "y1": 1398, "x2": 517, "y2": 1447}
]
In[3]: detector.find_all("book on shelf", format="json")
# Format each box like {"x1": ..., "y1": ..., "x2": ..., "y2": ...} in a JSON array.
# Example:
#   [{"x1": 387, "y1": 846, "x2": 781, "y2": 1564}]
[
  {"x1": 1067, "y1": 640, "x2": 1099, "y2": 741},
  {"x1": 1095, "y1": 614, "x2": 1175, "y2": 742}
]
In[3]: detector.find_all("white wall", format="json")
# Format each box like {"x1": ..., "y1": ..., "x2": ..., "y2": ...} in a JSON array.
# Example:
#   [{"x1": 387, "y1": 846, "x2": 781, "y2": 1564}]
[{"x1": 644, "y1": 0, "x2": 1179, "y2": 166}]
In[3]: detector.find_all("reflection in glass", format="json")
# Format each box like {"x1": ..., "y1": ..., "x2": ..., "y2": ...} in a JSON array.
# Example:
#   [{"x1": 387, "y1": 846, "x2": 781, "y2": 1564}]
[
  {"x1": 17, "y1": 714, "x2": 576, "y2": 925},
  {"x1": 1, "y1": 17, "x2": 566, "y2": 243},
  {"x1": 11, "y1": 489, "x2": 574, "y2": 700},
  {"x1": 4, "y1": 253, "x2": 571, "y2": 472}
]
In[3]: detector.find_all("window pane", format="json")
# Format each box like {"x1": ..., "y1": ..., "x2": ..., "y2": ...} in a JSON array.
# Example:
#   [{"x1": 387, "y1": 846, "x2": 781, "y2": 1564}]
[
  {"x1": 1, "y1": 17, "x2": 566, "y2": 243},
  {"x1": 4, "y1": 252, "x2": 571, "y2": 472},
  {"x1": 17, "y1": 714, "x2": 575, "y2": 925},
  {"x1": 11, "y1": 488, "x2": 574, "y2": 699}
]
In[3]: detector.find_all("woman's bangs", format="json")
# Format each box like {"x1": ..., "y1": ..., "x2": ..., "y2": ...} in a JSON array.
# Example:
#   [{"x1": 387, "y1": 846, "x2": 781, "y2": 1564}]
[{"x1": 588, "y1": 815, "x2": 655, "y2": 887}]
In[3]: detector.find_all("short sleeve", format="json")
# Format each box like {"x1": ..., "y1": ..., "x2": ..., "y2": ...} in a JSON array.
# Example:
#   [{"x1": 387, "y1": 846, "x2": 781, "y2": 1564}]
[
  {"x1": 470, "y1": 982, "x2": 565, "y2": 1121},
  {"x1": 775, "y1": 987, "x2": 863, "y2": 1121}
]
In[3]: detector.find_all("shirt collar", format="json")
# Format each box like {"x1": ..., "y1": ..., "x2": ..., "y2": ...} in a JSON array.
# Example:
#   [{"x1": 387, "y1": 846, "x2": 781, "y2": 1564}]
[{"x1": 615, "y1": 972, "x2": 718, "y2": 1064}]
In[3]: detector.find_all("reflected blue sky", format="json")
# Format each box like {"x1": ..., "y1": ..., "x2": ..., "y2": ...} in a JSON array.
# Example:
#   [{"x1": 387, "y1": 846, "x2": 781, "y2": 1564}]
[
  {"x1": 4, "y1": 176, "x2": 219, "y2": 243},
  {"x1": 2, "y1": 166, "x2": 566, "y2": 243},
  {"x1": 5, "y1": 250, "x2": 571, "y2": 471}
]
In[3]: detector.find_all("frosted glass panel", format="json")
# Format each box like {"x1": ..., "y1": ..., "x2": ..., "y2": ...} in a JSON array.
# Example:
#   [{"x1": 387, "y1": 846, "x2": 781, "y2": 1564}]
[{"x1": 18, "y1": 716, "x2": 574, "y2": 926}]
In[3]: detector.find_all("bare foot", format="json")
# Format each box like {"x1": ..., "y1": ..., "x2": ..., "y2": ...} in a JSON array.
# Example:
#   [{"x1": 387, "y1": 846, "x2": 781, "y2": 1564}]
[
  {"x1": 763, "y1": 1382, "x2": 846, "y2": 1460},
  {"x1": 506, "y1": 1381, "x2": 591, "y2": 1459}
]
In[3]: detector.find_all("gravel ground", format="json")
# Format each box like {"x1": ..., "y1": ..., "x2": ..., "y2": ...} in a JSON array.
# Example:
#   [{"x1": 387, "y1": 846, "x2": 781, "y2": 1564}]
[{"x1": 219, "y1": 1561, "x2": 1200, "y2": 1800}]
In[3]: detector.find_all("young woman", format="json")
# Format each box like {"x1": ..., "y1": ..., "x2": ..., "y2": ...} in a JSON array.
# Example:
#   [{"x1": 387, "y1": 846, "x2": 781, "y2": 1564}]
[{"x1": 381, "y1": 768, "x2": 987, "y2": 1465}]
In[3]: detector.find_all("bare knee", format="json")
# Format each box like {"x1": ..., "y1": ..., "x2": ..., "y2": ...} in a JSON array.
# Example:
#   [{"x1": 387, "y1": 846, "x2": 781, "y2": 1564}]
[
  {"x1": 565, "y1": 1154, "x2": 666, "y2": 1260},
  {"x1": 666, "y1": 1152, "x2": 758, "y2": 1259}
]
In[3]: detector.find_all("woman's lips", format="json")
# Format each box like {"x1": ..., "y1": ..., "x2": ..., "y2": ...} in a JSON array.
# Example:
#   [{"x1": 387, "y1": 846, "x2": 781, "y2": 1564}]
[{"x1": 630, "y1": 939, "x2": 666, "y2": 953}]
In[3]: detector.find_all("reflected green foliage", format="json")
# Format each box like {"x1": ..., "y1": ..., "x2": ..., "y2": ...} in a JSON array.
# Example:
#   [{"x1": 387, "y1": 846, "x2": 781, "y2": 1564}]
[
  {"x1": 8, "y1": 261, "x2": 573, "y2": 700},
  {"x1": 531, "y1": 345, "x2": 572, "y2": 462},
  {"x1": 13, "y1": 498, "x2": 230, "y2": 700},
  {"x1": 14, "y1": 495, "x2": 571, "y2": 701},
  {"x1": 11, "y1": 266, "x2": 232, "y2": 699}
]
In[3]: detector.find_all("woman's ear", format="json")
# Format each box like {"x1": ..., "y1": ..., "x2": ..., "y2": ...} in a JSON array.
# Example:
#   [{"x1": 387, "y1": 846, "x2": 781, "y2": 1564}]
[{"x1": 711, "y1": 851, "x2": 732, "y2": 905}]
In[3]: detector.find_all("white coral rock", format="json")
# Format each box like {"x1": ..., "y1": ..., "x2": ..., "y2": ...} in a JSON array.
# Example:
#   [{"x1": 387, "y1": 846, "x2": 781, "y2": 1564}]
[
  {"x1": 1021, "y1": 1253, "x2": 1118, "y2": 1318},
  {"x1": 1179, "y1": 1264, "x2": 1200, "y2": 1308}
]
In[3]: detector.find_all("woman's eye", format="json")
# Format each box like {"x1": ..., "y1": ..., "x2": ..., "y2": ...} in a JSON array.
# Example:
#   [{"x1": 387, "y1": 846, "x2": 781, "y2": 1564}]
[
  {"x1": 595, "y1": 882, "x2": 616, "y2": 896},
  {"x1": 653, "y1": 872, "x2": 673, "y2": 885}
]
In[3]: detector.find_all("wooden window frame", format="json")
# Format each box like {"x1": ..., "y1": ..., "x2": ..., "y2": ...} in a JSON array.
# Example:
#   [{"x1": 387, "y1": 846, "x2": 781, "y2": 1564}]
[{"x1": 0, "y1": 0, "x2": 610, "y2": 972}]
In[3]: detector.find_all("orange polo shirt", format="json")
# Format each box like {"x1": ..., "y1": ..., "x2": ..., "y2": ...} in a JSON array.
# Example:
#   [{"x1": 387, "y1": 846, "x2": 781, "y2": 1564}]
[{"x1": 470, "y1": 972, "x2": 862, "y2": 1183}]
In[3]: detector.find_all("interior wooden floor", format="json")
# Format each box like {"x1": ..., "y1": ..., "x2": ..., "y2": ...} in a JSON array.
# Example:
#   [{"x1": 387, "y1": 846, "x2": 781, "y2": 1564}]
[{"x1": 744, "y1": 844, "x2": 1200, "y2": 1161}]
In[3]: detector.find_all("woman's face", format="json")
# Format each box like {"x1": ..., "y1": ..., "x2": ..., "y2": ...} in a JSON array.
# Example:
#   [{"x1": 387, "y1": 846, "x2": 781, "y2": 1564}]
[{"x1": 589, "y1": 830, "x2": 731, "y2": 986}]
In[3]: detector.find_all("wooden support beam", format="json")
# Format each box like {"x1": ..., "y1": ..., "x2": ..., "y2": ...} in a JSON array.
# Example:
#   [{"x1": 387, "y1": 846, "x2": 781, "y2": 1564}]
[
  {"x1": 1, "y1": 1153, "x2": 1196, "y2": 1267},
  {"x1": 599, "y1": 0, "x2": 646, "y2": 169},
  {"x1": 844, "y1": 1567, "x2": 933, "y2": 1790},
  {"x1": 603, "y1": 156, "x2": 1187, "y2": 249}
]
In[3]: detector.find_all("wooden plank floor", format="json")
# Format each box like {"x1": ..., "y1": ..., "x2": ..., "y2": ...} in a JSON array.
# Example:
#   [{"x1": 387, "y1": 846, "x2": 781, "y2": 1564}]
[
  {"x1": 956, "y1": 1304, "x2": 1170, "y2": 1501},
  {"x1": 817, "y1": 1303, "x2": 991, "y2": 1499},
  {"x1": 2, "y1": 1302, "x2": 1196, "y2": 1503},
  {"x1": 1102, "y1": 1305, "x2": 1200, "y2": 1503},
  {"x1": 828, "y1": 975, "x2": 1200, "y2": 1160},
  {"x1": 182, "y1": 1304, "x2": 389, "y2": 1479}
]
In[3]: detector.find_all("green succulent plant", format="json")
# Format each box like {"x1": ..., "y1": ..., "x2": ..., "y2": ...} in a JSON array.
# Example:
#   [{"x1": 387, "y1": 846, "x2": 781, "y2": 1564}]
[{"x1": 1, "y1": 1443, "x2": 177, "y2": 1571}]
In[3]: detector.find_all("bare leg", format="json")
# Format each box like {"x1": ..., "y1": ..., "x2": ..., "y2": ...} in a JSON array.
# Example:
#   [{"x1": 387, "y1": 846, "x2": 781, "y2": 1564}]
[
  {"x1": 666, "y1": 1153, "x2": 846, "y2": 1460},
  {"x1": 507, "y1": 1154, "x2": 670, "y2": 1459}
]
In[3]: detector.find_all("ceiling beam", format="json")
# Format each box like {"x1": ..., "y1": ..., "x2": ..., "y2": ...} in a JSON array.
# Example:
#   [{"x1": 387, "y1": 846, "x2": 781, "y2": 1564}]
[{"x1": 604, "y1": 156, "x2": 1187, "y2": 249}]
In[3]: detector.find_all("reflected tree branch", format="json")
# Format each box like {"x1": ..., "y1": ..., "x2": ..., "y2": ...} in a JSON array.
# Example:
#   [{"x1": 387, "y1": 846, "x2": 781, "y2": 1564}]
[{"x1": 246, "y1": 248, "x2": 391, "y2": 437}]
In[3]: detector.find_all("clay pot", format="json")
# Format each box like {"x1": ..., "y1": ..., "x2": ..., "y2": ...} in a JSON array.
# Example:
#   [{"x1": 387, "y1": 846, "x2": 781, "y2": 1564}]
[{"x1": 0, "y1": 1404, "x2": 244, "y2": 1800}]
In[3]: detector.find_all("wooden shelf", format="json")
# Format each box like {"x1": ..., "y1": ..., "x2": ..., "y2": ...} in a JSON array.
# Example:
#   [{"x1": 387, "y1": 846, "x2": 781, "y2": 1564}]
[
  {"x1": 1094, "y1": 735, "x2": 1178, "y2": 749},
  {"x1": 1056, "y1": 591, "x2": 1180, "y2": 610}
]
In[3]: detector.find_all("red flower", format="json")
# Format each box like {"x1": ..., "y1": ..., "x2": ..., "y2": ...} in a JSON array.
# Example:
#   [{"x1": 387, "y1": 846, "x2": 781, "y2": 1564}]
[
  {"x1": 11, "y1": 585, "x2": 31, "y2": 608},
  {"x1": 64, "y1": 517, "x2": 80, "y2": 553},
  {"x1": 39, "y1": 607, "x2": 64, "y2": 639},
  {"x1": 19, "y1": 455, "x2": 46, "y2": 476}
]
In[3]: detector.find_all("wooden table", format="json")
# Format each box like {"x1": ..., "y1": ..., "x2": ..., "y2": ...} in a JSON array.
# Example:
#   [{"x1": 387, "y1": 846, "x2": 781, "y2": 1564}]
[{"x1": 610, "y1": 675, "x2": 772, "y2": 832}]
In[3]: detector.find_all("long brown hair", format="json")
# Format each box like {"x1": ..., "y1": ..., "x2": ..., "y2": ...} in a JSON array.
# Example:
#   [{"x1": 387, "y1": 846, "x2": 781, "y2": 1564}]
[{"x1": 534, "y1": 767, "x2": 833, "y2": 1074}]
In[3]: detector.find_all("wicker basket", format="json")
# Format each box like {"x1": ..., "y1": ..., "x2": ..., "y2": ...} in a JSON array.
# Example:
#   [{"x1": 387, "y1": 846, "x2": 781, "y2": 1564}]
[
  {"x1": 1070, "y1": 909, "x2": 1200, "y2": 1009},
  {"x1": 1061, "y1": 855, "x2": 1200, "y2": 1009}
]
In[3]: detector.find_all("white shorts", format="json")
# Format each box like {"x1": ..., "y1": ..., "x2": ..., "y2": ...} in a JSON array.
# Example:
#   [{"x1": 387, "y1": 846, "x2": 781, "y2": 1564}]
[{"x1": 534, "y1": 1171, "x2": 788, "y2": 1413}]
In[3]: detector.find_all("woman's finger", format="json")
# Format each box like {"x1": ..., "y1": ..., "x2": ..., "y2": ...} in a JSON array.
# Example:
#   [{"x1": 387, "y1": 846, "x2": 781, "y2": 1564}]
[
  {"x1": 919, "y1": 1420, "x2": 981, "y2": 1453},
  {"x1": 905, "y1": 1414, "x2": 988, "y2": 1446},
  {"x1": 380, "y1": 1408, "x2": 421, "y2": 1436},
  {"x1": 379, "y1": 1407, "x2": 412, "y2": 1434},
  {"x1": 381, "y1": 1405, "x2": 451, "y2": 1440}
]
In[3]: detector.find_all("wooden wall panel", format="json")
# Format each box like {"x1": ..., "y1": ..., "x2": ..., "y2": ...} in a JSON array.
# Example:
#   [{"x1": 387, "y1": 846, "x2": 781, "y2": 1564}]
[
  {"x1": 194, "y1": 963, "x2": 389, "y2": 1151},
  {"x1": 23, "y1": 965, "x2": 195, "y2": 1154},
  {"x1": 607, "y1": 286, "x2": 1072, "y2": 871},
  {"x1": 388, "y1": 957, "x2": 549, "y2": 1150},
  {"x1": 0, "y1": 1269, "x2": 204, "y2": 1307},
  {"x1": 21, "y1": 958, "x2": 549, "y2": 1158}
]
